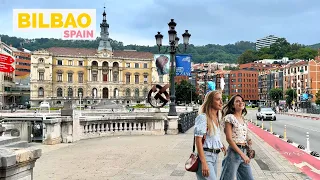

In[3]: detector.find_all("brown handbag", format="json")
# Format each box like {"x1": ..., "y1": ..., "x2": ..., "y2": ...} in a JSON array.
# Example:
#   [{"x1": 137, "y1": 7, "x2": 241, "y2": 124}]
[
  {"x1": 185, "y1": 135, "x2": 205, "y2": 172},
  {"x1": 246, "y1": 145, "x2": 255, "y2": 159}
]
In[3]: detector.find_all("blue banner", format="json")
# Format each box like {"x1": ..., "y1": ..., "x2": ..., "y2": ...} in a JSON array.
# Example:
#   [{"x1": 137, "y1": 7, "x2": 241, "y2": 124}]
[{"x1": 175, "y1": 54, "x2": 191, "y2": 76}]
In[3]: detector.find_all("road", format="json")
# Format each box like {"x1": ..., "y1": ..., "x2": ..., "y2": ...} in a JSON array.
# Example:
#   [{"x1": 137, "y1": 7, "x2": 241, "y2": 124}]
[{"x1": 246, "y1": 110, "x2": 320, "y2": 153}]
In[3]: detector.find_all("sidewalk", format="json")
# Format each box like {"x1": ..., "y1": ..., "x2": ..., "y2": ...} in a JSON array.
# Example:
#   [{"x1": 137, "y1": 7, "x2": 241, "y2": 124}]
[
  {"x1": 33, "y1": 127, "x2": 309, "y2": 180},
  {"x1": 282, "y1": 111, "x2": 320, "y2": 120}
]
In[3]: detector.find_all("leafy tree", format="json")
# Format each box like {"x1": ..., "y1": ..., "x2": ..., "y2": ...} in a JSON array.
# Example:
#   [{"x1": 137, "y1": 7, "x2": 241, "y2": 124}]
[
  {"x1": 269, "y1": 88, "x2": 283, "y2": 105},
  {"x1": 175, "y1": 80, "x2": 197, "y2": 104},
  {"x1": 315, "y1": 90, "x2": 320, "y2": 105},
  {"x1": 237, "y1": 50, "x2": 258, "y2": 64},
  {"x1": 285, "y1": 88, "x2": 297, "y2": 107}
]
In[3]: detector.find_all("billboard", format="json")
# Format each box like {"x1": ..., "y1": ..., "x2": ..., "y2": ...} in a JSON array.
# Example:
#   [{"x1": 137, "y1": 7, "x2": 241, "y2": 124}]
[
  {"x1": 175, "y1": 54, "x2": 191, "y2": 76},
  {"x1": 154, "y1": 54, "x2": 170, "y2": 76}
]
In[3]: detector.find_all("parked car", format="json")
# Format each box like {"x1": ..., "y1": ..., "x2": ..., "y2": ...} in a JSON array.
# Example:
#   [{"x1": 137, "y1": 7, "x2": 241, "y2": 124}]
[{"x1": 256, "y1": 107, "x2": 276, "y2": 121}]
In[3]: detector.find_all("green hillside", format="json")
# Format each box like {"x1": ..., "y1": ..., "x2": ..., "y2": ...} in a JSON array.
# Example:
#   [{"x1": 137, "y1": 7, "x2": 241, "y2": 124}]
[{"x1": 0, "y1": 34, "x2": 255, "y2": 63}]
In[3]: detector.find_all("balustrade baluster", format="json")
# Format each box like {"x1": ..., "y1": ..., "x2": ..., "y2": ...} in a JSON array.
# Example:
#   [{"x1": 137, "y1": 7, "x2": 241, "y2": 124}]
[
  {"x1": 128, "y1": 122, "x2": 132, "y2": 131},
  {"x1": 88, "y1": 124, "x2": 92, "y2": 133},
  {"x1": 83, "y1": 125, "x2": 87, "y2": 134},
  {"x1": 97, "y1": 123, "x2": 101, "y2": 132},
  {"x1": 101, "y1": 123, "x2": 105, "y2": 132},
  {"x1": 114, "y1": 122, "x2": 118, "y2": 132}
]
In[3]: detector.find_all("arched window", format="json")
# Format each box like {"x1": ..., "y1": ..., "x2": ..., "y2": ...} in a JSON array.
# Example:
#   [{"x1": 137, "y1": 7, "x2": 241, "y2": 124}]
[
  {"x1": 78, "y1": 88, "x2": 83, "y2": 97},
  {"x1": 57, "y1": 88, "x2": 63, "y2": 97},
  {"x1": 135, "y1": 88, "x2": 139, "y2": 97},
  {"x1": 126, "y1": 88, "x2": 131, "y2": 97},
  {"x1": 38, "y1": 87, "x2": 44, "y2": 97},
  {"x1": 67, "y1": 88, "x2": 73, "y2": 98},
  {"x1": 92, "y1": 88, "x2": 97, "y2": 98},
  {"x1": 143, "y1": 88, "x2": 148, "y2": 98}
]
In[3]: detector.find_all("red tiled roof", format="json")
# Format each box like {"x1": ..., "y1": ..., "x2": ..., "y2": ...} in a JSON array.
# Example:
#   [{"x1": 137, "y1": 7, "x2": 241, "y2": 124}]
[{"x1": 45, "y1": 47, "x2": 153, "y2": 59}]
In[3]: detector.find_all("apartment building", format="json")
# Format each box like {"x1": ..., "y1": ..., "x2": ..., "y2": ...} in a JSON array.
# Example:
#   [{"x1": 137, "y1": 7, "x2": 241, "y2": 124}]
[{"x1": 256, "y1": 35, "x2": 280, "y2": 50}]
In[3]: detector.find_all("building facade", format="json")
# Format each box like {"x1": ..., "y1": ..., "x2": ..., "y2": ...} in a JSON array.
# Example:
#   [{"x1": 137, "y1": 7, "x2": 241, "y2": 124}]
[
  {"x1": 0, "y1": 41, "x2": 17, "y2": 108},
  {"x1": 229, "y1": 70, "x2": 258, "y2": 102},
  {"x1": 30, "y1": 9, "x2": 155, "y2": 107},
  {"x1": 256, "y1": 35, "x2": 280, "y2": 50},
  {"x1": 10, "y1": 46, "x2": 31, "y2": 77}
]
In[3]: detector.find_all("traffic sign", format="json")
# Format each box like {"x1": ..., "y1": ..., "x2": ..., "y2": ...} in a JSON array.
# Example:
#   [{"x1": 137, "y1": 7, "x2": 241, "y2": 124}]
[
  {"x1": 0, "y1": 63, "x2": 14, "y2": 73},
  {"x1": 0, "y1": 53, "x2": 14, "y2": 65}
]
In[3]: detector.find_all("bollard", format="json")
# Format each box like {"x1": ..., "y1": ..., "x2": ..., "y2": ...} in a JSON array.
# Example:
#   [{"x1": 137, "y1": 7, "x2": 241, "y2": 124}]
[
  {"x1": 261, "y1": 119, "x2": 264, "y2": 129},
  {"x1": 250, "y1": 118, "x2": 253, "y2": 123},
  {"x1": 255, "y1": 119, "x2": 258, "y2": 126},
  {"x1": 284, "y1": 125, "x2": 287, "y2": 140},
  {"x1": 270, "y1": 121, "x2": 273, "y2": 133},
  {"x1": 306, "y1": 132, "x2": 310, "y2": 152}
]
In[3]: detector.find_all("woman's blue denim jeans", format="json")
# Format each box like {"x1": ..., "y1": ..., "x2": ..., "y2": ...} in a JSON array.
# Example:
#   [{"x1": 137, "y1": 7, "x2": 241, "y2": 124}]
[
  {"x1": 196, "y1": 151, "x2": 219, "y2": 180},
  {"x1": 219, "y1": 147, "x2": 254, "y2": 180}
]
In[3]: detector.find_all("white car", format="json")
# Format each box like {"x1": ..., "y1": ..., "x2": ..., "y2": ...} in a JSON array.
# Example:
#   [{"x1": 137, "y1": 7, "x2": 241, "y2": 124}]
[{"x1": 256, "y1": 107, "x2": 276, "y2": 121}]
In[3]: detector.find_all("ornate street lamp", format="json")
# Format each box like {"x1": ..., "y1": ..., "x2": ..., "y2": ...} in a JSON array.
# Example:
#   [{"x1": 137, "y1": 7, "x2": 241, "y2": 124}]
[{"x1": 155, "y1": 19, "x2": 191, "y2": 116}]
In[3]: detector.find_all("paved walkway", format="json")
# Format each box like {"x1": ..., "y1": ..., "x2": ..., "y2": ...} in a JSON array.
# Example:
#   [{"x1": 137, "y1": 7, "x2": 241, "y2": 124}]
[{"x1": 32, "y1": 128, "x2": 309, "y2": 180}]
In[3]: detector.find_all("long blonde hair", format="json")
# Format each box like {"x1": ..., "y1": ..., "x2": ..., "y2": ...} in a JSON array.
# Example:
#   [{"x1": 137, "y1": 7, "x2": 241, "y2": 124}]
[{"x1": 199, "y1": 90, "x2": 221, "y2": 136}]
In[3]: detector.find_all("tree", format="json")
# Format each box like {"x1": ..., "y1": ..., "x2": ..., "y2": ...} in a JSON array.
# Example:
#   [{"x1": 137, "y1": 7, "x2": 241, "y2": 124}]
[
  {"x1": 237, "y1": 50, "x2": 258, "y2": 64},
  {"x1": 285, "y1": 89, "x2": 297, "y2": 107},
  {"x1": 175, "y1": 80, "x2": 197, "y2": 104},
  {"x1": 269, "y1": 88, "x2": 283, "y2": 105},
  {"x1": 315, "y1": 90, "x2": 320, "y2": 105},
  {"x1": 269, "y1": 38, "x2": 291, "y2": 59}
]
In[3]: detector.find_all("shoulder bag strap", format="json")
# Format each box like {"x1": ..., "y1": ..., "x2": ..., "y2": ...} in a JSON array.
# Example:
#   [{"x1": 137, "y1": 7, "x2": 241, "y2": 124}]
[{"x1": 192, "y1": 121, "x2": 208, "y2": 153}]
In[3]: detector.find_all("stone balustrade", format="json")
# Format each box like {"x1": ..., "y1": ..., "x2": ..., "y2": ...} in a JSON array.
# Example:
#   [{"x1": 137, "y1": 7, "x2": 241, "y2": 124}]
[{"x1": 79, "y1": 115, "x2": 166, "y2": 139}]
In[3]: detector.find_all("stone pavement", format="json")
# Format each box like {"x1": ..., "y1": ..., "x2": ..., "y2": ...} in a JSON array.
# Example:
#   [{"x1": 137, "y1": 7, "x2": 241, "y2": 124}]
[{"x1": 32, "y1": 127, "x2": 309, "y2": 180}]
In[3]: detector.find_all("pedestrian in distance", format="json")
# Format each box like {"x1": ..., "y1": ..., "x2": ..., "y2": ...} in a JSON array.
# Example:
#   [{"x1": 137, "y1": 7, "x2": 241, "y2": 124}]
[
  {"x1": 219, "y1": 94, "x2": 254, "y2": 180},
  {"x1": 194, "y1": 90, "x2": 226, "y2": 180}
]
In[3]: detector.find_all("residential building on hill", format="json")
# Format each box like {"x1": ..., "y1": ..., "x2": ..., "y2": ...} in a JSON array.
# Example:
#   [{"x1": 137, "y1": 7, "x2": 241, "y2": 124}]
[{"x1": 256, "y1": 35, "x2": 280, "y2": 50}]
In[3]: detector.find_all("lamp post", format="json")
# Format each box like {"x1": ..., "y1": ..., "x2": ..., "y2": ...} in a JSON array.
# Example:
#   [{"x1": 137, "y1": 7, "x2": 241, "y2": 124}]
[
  {"x1": 155, "y1": 19, "x2": 191, "y2": 116},
  {"x1": 79, "y1": 92, "x2": 82, "y2": 117}
]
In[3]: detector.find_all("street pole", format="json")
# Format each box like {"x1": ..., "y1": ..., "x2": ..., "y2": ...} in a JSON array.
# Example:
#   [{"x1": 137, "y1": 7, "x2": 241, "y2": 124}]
[
  {"x1": 154, "y1": 19, "x2": 191, "y2": 117},
  {"x1": 168, "y1": 46, "x2": 177, "y2": 116}
]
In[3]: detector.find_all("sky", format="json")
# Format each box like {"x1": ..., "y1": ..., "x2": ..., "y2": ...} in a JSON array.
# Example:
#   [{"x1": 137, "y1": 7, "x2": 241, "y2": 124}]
[{"x1": 0, "y1": 0, "x2": 319, "y2": 46}]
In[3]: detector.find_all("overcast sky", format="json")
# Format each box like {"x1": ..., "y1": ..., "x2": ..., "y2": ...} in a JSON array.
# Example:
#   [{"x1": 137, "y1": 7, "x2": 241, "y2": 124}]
[{"x1": 0, "y1": 0, "x2": 319, "y2": 46}]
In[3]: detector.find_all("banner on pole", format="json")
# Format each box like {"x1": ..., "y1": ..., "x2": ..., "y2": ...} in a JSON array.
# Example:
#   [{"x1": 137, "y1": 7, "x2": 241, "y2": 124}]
[
  {"x1": 175, "y1": 54, "x2": 191, "y2": 76},
  {"x1": 154, "y1": 54, "x2": 170, "y2": 76}
]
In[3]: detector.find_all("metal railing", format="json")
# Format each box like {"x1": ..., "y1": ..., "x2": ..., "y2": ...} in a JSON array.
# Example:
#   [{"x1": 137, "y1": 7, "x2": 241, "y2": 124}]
[{"x1": 178, "y1": 110, "x2": 198, "y2": 133}]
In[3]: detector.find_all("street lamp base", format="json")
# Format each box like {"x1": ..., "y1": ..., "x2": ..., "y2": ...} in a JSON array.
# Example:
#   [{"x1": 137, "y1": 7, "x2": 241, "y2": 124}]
[{"x1": 168, "y1": 102, "x2": 177, "y2": 116}]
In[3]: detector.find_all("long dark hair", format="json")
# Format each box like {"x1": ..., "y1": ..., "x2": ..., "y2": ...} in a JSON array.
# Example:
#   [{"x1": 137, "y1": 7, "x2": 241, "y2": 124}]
[{"x1": 222, "y1": 94, "x2": 247, "y2": 118}]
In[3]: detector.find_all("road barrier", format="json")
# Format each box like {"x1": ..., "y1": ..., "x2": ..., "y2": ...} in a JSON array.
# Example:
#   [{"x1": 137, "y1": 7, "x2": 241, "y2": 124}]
[
  {"x1": 306, "y1": 132, "x2": 310, "y2": 151},
  {"x1": 310, "y1": 151, "x2": 320, "y2": 157},
  {"x1": 298, "y1": 145, "x2": 305, "y2": 150},
  {"x1": 284, "y1": 125, "x2": 287, "y2": 140}
]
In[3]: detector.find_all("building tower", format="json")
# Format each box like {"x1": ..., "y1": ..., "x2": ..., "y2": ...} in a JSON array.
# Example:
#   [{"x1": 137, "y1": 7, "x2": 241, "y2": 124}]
[{"x1": 98, "y1": 6, "x2": 112, "y2": 52}]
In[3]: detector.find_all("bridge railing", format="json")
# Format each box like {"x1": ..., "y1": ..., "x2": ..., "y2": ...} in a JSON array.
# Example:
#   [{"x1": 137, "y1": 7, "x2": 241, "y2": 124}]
[
  {"x1": 79, "y1": 115, "x2": 166, "y2": 139},
  {"x1": 178, "y1": 110, "x2": 198, "y2": 133}
]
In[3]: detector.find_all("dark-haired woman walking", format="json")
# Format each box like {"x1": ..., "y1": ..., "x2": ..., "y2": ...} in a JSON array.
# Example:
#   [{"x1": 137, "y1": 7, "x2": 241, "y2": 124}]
[{"x1": 219, "y1": 94, "x2": 254, "y2": 180}]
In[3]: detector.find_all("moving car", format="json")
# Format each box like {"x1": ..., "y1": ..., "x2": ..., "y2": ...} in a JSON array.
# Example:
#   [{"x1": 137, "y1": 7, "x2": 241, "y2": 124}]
[{"x1": 256, "y1": 107, "x2": 276, "y2": 121}]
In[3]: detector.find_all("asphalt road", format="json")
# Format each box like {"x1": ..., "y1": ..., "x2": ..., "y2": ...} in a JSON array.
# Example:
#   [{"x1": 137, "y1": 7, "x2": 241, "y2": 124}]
[{"x1": 246, "y1": 110, "x2": 320, "y2": 153}]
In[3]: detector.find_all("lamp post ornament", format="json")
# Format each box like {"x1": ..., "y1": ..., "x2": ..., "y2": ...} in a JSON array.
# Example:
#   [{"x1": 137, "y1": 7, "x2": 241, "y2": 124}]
[{"x1": 155, "y1": 19, "x2": 191, "y2": 116}]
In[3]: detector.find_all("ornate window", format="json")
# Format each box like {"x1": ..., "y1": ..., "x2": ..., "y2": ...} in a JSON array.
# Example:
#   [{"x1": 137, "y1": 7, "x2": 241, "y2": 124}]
[
  {"x1": 67, "y1": 87, "x2": 73, "y2": 98},
  {"x1": 38, "y1": 87, "x2": 44, "y2": 97},
  {"x1": 126, "y1": 88, "x2": 131, "y2": 97},
  {"x1": 78, "y1": 88, "x2": 83, "y2": 97},
  {"x1": 135, "y1": 88, "x2": 139, "y2": 97},
  {"x1": 57, "y1": 88, "x2": 63, "y2": 97}
]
